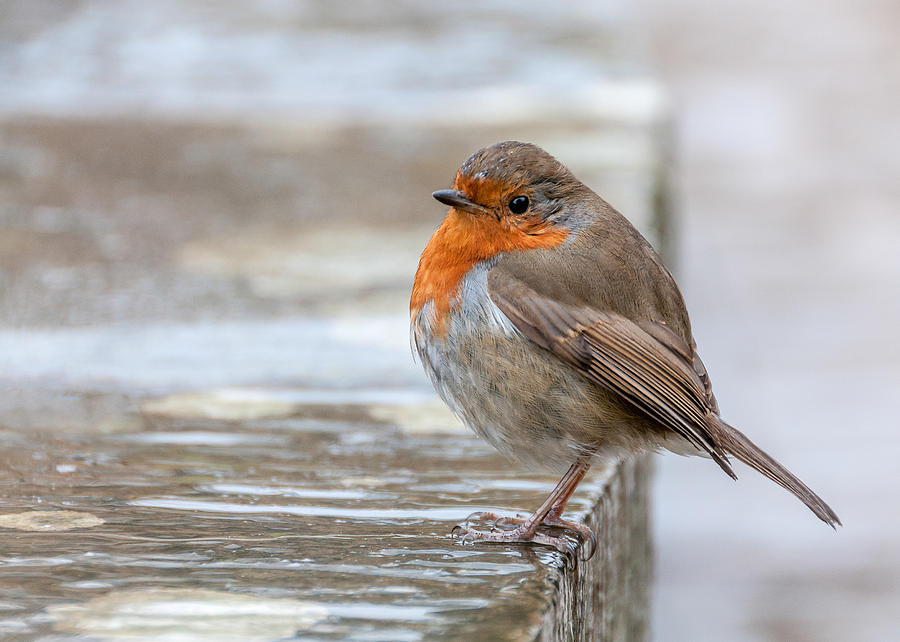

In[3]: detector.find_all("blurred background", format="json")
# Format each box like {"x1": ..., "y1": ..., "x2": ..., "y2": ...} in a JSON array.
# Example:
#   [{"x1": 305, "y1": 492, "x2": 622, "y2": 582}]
[{"x1": 1, "y1": 0, "x2": 898, "y2": 640}]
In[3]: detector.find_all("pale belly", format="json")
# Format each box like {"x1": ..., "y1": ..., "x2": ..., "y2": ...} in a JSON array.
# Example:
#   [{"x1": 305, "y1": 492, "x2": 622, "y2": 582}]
[{"x1": 410, "y1": 266, "x2": 653, "y2": 471}]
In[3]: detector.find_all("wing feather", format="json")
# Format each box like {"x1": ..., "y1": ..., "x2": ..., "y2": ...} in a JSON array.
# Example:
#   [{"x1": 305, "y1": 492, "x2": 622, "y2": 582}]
[{"x1": 490, "y1": 275, "x2": 736, "y2": 476}]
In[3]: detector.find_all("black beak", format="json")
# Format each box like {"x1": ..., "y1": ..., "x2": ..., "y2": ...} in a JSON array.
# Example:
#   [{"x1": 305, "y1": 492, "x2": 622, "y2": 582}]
[{"x1": 432, "y1": 190, "x2": 490, "y2": 216}]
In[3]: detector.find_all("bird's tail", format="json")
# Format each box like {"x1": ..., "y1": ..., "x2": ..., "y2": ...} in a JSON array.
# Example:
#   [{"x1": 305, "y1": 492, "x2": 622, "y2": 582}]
[{"x1": 708, "y1": 416, "x2": 841, "y2": 528}]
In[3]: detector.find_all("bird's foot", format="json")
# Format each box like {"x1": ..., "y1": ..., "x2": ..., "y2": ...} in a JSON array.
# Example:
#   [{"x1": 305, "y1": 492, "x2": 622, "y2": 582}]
[{"x1": 450, "y1": 511, "x2": 595, "y2": 560}]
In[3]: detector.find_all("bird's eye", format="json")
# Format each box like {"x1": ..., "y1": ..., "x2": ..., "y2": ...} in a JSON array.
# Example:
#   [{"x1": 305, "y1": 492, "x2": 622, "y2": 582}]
[{"x1": 508, "y1": 196, "x2": 530, "y2": 214}]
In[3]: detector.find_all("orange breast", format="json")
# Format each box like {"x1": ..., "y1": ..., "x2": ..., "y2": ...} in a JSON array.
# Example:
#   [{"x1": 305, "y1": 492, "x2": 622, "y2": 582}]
[{"x1": 410, "y1": 209, "x2": 569, "y2": 336}]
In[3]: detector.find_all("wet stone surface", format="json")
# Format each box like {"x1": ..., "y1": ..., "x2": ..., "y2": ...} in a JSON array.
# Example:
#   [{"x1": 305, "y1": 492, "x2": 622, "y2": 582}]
[{"x1": 0, "y1": 396, "x2": 636, "y2": 641}]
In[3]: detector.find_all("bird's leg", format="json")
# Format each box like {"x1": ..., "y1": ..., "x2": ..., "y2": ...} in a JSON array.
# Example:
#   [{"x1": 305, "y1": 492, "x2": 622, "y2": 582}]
[{"x1": 453, "y1": 452, "x2": 596, "y2": 559}]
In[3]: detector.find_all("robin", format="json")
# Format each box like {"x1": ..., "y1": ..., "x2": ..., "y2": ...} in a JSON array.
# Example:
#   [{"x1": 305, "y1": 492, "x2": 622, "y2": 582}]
[{"x1": 410, "y1": 141, "x2": 840, "y2": 559}]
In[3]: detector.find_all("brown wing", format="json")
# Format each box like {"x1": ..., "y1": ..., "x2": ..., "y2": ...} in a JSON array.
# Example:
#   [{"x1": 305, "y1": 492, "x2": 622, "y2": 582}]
[
  {"x1": 637, "y1": 319, "x2": 719, "y2": 414},
  {"x1": 488, "y1": 269, "x2": 735, "y2": 477}
]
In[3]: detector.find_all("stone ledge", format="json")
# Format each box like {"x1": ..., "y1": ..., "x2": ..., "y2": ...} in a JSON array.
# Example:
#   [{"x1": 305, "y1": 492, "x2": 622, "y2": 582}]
[{"x1": 0, "y1": 391, "x2": 653, "y2": 640}]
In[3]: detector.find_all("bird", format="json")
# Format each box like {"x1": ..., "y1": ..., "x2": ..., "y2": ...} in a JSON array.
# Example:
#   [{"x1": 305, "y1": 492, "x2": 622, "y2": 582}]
[{"x1": 409, "y1": 141, "x2": 840, "y2": 559}]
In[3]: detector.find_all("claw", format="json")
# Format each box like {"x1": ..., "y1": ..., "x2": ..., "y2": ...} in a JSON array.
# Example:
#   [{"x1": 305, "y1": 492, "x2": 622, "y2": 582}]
[{"x1": 579, "y1": 528, "x2": 597, "y2": 561}]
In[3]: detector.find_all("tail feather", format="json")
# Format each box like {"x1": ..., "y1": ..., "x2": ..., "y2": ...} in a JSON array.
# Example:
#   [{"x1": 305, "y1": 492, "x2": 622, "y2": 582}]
[{"x1": 708, "y1": 417, "x2": 841, "y2": 528}]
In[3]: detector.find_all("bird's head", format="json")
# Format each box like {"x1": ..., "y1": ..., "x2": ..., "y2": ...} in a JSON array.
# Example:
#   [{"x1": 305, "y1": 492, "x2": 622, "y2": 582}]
[
  {"x1": 411, "y1": 141, "x2": 590, "y2": 328},
  {"x1": 432, "y1": 141, "x2": 589, "y2": 232}
]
